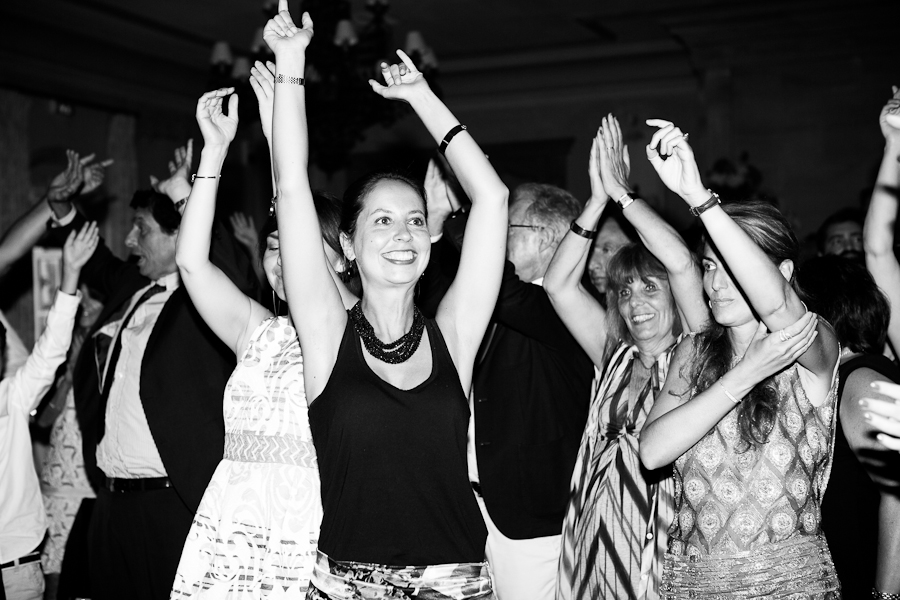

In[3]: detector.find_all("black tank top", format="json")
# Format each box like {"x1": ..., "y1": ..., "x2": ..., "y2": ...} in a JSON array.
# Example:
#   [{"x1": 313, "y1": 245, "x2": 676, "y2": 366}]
[{"x1": 309, "y1": 316, "x2": 487, "y2": 565}]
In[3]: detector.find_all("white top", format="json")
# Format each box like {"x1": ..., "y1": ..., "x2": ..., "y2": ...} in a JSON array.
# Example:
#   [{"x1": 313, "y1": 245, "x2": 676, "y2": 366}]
[
  {"x1": 1, "y1": 308, "x2": 30, "y2": 378},
  {"x1": 0, "y1": 290, "x2": 80, "y2": 562},
  {"x1": 96, "y1": 273, "x2": 179, "y2": 479}
]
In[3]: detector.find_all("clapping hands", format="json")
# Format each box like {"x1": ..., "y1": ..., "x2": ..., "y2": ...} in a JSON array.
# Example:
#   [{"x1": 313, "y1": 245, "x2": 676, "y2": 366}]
[
  {"x1": 591, "y1": 114, "x2": 632, "y2": 202},
  {"x1": 263, "y1": 1, "x2": 313, "y2": 56},
  {"x1": 645, "y1": 119, "x2": 707, "y2": 206},
  {"x1": 369, "y1": 50, "x2": 430, "y2": 103}
]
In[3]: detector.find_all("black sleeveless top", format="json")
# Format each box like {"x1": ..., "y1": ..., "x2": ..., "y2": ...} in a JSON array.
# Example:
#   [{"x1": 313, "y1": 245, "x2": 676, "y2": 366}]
[
  {"x1": 822, "y1": 353, "x2": 900, "y2": 598},
  {"x1": 309, "y1": 316, "x2": 487, "y2": 565}
]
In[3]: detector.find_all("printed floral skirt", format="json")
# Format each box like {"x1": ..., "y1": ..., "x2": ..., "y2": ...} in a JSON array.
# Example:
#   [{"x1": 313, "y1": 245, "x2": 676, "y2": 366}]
[{"x1": 306, "y1": 551, "x2": 494, "y2": 600}]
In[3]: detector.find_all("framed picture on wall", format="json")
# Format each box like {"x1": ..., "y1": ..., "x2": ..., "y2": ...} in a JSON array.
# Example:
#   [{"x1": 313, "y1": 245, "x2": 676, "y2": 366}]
[{"x1": 32, "y1": 247, "x2": 62, "y2": 341}]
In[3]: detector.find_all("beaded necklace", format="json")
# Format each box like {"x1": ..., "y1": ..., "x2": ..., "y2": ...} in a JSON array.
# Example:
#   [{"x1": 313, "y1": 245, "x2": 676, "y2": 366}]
[{"x1": 348, "y1": 301, "x2": 425, "y2": 364}]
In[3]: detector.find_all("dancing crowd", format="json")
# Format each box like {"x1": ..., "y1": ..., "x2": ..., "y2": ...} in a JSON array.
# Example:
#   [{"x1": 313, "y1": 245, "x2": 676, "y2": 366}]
[{"x1": 2, "y1": 4, "x2": 900, "y2": 599}]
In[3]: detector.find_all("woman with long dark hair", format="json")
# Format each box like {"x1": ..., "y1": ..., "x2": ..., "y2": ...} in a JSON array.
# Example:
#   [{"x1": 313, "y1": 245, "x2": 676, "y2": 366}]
[
  {"x1": 640, "y1": 121, "x2": 841, "y2": 598},
  {"x1": 264, "y1": 3, "x2": 507, "y2": 598}
]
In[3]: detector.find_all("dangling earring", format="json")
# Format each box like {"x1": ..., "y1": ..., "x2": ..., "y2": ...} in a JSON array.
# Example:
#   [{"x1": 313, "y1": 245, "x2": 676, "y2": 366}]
[{"x1": 272, "y1": 290, "x2": 282, "y2": 316}]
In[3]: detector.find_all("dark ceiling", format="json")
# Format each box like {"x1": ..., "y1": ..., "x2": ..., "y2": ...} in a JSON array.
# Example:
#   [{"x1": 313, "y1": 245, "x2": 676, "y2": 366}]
[{"x1": 0, "y1": 0, "x2": 895, "y2": 113}]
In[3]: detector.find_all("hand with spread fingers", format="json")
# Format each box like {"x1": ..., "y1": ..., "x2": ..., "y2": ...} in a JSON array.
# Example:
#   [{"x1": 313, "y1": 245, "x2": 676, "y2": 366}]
[
  {"x1": 369, "y1": 50, "x2": 429, "y2": 103},
  {"x1": 249, "y1": 60, "x2": 277, "y2": 141},
  {"x1": 151, "y1": 140, "x2": 194, "y2": 202},
  {"x1": 263, "y1": 1, "x2": 313, "y2": 56},
  {"x1": 862, "y1": 380, "x2": 900, "y2": 452},
  {"x1": 645, "y1": 118, "x2": 707, "y2": 206},
  {"x1": 61, "y1": 220, "x2": 100, "y2": 294},
  {"x1": 736, "y1": 311, "x2": 819, "y2": 385},
  {"x1": 596, "y1": 114, "x2": 632, "y2": 202},
  {"x1": 229, "y1": 212, "x2": 259, "y2": 251}
]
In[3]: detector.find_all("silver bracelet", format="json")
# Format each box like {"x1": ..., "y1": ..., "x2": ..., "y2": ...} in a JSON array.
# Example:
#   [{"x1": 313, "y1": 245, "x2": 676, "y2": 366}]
[{"x1": 718, "y1": 380, "x2": 740, "y2": 404}]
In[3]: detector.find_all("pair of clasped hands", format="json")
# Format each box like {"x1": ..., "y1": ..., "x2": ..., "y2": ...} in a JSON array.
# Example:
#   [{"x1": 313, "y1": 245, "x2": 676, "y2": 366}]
[{"x1": 193, "y1": 0, "x2": 428, "y2": 149}]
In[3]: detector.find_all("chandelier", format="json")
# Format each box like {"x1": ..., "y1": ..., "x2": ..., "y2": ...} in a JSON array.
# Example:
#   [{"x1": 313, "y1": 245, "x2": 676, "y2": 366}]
[{"x1": 209, "y1": 0, "x2": 440, "y2": 174}]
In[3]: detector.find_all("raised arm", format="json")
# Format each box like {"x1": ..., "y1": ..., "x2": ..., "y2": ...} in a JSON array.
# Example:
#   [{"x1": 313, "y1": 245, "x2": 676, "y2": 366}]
[
  {"x1": 368, "y1": 53, "x2": 508, "y2": 384},
  {"x1": 864, "y1": 87, "x2": 900, "y2": 352},
  {"x1": 267, "y1": 4, "x2": 346, "y2": 401},
  {"x1": 176, "y1": 89, "x2": 271, "y2": 357},
  {"x1": 641, "y1": 312, "x2": 818, "y2": 469},
  {"x1": 544, "y1": 135, "x2": 611, "y2": 366},
  {"x1": 646, "y1": 119, "x2": 837, "y2": 380},
  {"x1": 598, "y1": 115, "x2": 708, "y2": 333}
]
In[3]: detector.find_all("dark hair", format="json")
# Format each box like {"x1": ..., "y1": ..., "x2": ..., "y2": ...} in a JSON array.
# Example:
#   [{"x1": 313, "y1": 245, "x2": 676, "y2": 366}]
[
  {"x1": 257, "y1": 190, "x2": 344, "y2": 259},
  {"x1": 604, "y1": 243, "x2": 681, "y2": 360},
  {"x1": 815, "y1": 207, "x2": 863, "y2": 253},
  {"x1": 688, "y1": 200, "x2": 800, "y2": 449},
  {"x1": 596, "y1": 204, "x2": 638, "y2": 246},
  {"x1": 340, "y1": 171, "x2": 426, "y2": 241},
  {"x1": 512, "y1": 183, "x2": 582, "y2": 245},
  {"x1": 798, "y1": 255, "x2": 888, "y2": 354},
  {"x1": 130, "y1": 190, "x2": 181, "y2": 235}
]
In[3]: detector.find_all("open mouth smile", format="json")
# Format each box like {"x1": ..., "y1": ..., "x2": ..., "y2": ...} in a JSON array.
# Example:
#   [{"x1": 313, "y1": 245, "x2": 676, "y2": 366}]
[
  {"x1": 631, "y1": 313, "x2": 655, "y2": 324},
  {"x1": 382, "y1": 250, "x2": 417, "y2": 265}
]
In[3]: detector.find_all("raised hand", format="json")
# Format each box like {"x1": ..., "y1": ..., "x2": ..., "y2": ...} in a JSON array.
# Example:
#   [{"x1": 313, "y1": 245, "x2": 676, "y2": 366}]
[
  {"x1": 645, "y1": 119, "x2": 707, "y2": 205},
  {"x1": 47, "y1": 150, "x2": 85, "y2": 202},
  {"x1": 249, "y1": 60, "x2": 277, "y2": 141},
  {"x1": 80, "y1": 155, "x2": 114, "y2": 195},
  {"x1": 738, "y1": 312, "x2": 818, "y2": 382},
  {"x1": 878, "y1": 85, "x2": 900, "y2": 143},
  {"x1": 197, "y1": 89, "x2": 239, "y2": 148},
  {"x1": 596, "y1": 114, "x2": 632, "y2": 201},
  {"x1": 263, "y1": 1, "x2": 313, "y2": 56},
  {"x1": 229, "y1": 212, "x2": 259, "y2": 250},
  {"x1": 862, "y1": 380, "x2": 900, "y2": 452},
  {"x1": 150, "y1": 140, "x2": 194, "y2": 202},
  {"x1": 423, "y1": 158, "x2": 460, "y2": 237},
  {"x1": 369, "y1": 50, "x2": 430, "y2": 103},
  {"x1": 63, "y1": 221, "x2": 99, "y2": 274}
]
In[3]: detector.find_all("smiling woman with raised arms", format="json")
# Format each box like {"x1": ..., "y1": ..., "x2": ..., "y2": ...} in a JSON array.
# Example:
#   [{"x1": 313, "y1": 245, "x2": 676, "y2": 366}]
[
  {"x1": 263, "y1": 2, "x2": 507, "y2": 598},
  {"x1": 638, "y1": 121, "x2": 841, "y2": 598}
]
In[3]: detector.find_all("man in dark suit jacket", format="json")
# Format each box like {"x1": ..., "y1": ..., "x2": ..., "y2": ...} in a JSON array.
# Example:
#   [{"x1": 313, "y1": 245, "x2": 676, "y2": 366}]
[
  {"x1": 47, "y1": 188, "x2": 255, "y2": 600},
  {"x1": 421, "y1": 181, "x2": 593, "y2": 599}
]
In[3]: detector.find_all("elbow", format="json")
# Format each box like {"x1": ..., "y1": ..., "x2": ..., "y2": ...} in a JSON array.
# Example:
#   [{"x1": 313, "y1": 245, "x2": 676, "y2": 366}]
[{"x1": 638, "y1": 428, "x2": 665, "y2": 470}]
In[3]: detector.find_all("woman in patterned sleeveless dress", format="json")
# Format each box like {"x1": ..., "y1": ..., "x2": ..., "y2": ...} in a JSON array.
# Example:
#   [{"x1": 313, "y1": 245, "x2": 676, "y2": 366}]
[
  {"x1": 640, "y1": 122, "x2": 842, "y2": 598},
  {"x1": 168, "y1": 76, "x2": 355, "y2": 597},
  {"x1": 547, "y1": 116, "x2": 709, "y2": 600},
  {"x1": 264, "y1": 4, "x2": 507, "y2": 598}
]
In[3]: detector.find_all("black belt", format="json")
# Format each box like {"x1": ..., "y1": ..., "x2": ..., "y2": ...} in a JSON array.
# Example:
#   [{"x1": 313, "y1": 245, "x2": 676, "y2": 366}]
[
  {"x1": 471, "y1": 481, "x2": 482, "y2": 497},
  {"x1": 104, "y1": 476, "x2": 172, "y2": 493},
  {"x1": 0, "y1": 550, "x2": 41, "y2": 570}
]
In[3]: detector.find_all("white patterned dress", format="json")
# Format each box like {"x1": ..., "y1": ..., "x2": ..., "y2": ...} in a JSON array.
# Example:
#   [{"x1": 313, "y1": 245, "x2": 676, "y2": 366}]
[{"x1": 171, "y1": 317, "x2": 321, "y2": 599}]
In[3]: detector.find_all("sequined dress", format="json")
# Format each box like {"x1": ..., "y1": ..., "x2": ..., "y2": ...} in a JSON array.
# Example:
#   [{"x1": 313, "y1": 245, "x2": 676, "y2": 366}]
[
  {"x1": 171, "y1": 317, "x2": 321, "y2": 599},
  {"x1": 662, "y1": 361, "x2": 841, "y2": 599}
]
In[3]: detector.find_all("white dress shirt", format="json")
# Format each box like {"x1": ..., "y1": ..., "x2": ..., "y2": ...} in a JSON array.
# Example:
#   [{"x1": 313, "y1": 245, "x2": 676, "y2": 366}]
[
  {"x1": 96, "y1": 273, "x2": 179, "y2": 479},
  {"x1": 0, "y1": 290, "x2": 80, "y2": 562},
  {"x1": 0, "y1": 308, "x2": 28, "y2": 378}
]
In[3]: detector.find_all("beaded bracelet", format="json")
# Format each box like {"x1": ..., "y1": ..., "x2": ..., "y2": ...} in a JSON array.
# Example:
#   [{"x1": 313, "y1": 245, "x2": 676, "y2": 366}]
[
  {"x1": 873, "y1": 589, "x2": 900, "y2": 600},
  {"x1": 439, "y1": 124, "x2": 467, "y2": 155},
  {"x1": 570, "y1": 221, "x2": 595, "y2": 240}
]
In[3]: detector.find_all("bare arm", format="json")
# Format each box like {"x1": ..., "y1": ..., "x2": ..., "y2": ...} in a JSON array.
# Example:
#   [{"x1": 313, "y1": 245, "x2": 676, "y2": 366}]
[
  {"x1": 367, "y1": 56, "x2": 507, "y2": 389},
  {"x1": 175, "y1": 90, "x2": 271, "y2": 357},
  {"x1": 544, "y1": 136, "x2": 610, "y2": 366},
  {"x1": 0, "y1": 199, "x2": 52, "y2": 279},
  {"x1": 641, "y1": 312, "x2": 818, "y2": 469},
  {"x1": 865, "y1": 87, "x2": 900, "y2": 352},
  {"x1": 646, "y1": 119, "x2": 837, "y2": 383},
  {"x1": 268, "y1": 5, "x2": 347, "y2": 402}
]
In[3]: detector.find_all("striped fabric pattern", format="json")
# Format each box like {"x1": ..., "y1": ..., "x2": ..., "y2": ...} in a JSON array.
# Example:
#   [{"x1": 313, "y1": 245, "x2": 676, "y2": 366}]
[{"x1": 557, "y1": 342, "x2": 677, "y2": 600}]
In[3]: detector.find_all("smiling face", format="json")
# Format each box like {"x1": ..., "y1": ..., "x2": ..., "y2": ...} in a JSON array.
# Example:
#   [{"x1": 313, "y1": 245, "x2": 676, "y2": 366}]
[
  {"x1": 343, "y1": 179, "x2": 430, "y2": 288},
  {"x1": 124, "y1": 208, "x2": 178, "y2": 281},
  {"x1": 589, "y1": 219, "x2": 632, "y2": 294},
  {"x1": 616, "y1": 273, "x2": 678, "y2": 349}
]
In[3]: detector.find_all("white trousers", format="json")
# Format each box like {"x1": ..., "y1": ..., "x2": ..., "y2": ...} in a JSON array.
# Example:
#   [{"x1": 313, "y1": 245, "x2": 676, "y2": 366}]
[
  {"x1": 476, "y1": 495, "x2": 560, "y2": 600},
  {"x1": 1, "y1": 560, "x2": 44, "y2": 600}
]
